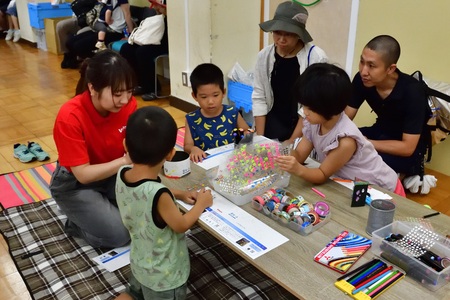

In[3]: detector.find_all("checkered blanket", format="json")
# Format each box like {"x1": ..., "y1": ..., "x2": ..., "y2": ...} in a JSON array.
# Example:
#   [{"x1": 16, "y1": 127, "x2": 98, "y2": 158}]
[{"x1": 0, "y1": 200, "x2": 295, "y2": 300}]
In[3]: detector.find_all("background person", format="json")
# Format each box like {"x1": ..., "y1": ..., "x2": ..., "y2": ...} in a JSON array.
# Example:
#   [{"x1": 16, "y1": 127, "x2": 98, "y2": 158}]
[
  {"x1": 93, "y1": 0, "x2": 114, "y2": 51},
  {"x1": 345, "y1": 35, "x2": 429, "y2": 177},
  {"x1": 252, "y1": 0, "x2": 327, "y2": 143},
  {"x1": 65, "y1": 0, "x2": 133, "y2": 61},
  {"x1": 4, "y1": 0, "x2": 20, "y2": 42},
  {"x1": 120, "y1": 0, "x2": 167, "y2": 101}
]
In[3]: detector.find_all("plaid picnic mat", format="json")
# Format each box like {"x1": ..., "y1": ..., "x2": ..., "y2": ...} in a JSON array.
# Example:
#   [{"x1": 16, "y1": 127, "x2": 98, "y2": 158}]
[{"x1": 0, "y1": 199, "x2": 296, "y2": 300}]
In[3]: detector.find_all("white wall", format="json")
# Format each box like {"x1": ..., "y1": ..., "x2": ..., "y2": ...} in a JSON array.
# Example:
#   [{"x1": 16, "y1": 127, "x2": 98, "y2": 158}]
[{"x1": 168, "y1": 0, "x2": 260, "y2": 106}]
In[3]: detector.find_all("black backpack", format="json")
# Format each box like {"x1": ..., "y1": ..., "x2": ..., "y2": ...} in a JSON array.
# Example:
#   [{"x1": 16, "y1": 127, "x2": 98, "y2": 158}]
[
  {"x1": 71, "y1": 0, "x2": 98, "y2": 28},
  {"x1": 412, "y1": 70, "x2": 450, "y2": 162}
]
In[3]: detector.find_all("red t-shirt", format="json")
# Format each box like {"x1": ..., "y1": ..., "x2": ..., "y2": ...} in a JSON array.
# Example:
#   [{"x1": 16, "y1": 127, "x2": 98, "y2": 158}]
[{"x1": 53, "y1": 91, "x2": 137, "y2": 169}]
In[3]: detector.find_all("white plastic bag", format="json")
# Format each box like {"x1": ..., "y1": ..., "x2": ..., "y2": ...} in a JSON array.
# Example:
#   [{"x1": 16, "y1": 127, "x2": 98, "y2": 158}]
[
  {"x1": 128, "y1": 14, "x2": 165, "y2": 46},
  {"x1": 228, "y1": 62, "x2": 254, "y2": 86}
]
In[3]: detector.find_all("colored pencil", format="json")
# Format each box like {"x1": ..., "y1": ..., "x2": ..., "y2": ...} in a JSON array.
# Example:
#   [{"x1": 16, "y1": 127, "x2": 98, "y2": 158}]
[
  {"x1": 368, "y1": 271, "x2": 404, "y2": 297},
  {"x1": 352, "y1": 269, "x2": 396, "y2": 295},
  {"x1": 336, "y1": 259, "x2": 380, "y2": 281},
  {"x1": 349, "y1": 261, "x2": 385, "y2": 285},
  {"x1": 365, "y1": 270, "x2": 399, "y2": 295},
  {"x1": 353, "y1": 265, "x2": 392, "y2": 290}
]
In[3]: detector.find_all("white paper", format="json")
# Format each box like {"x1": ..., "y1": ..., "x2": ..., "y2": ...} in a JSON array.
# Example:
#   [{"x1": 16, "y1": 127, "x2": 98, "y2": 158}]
[
  {"x1": 331, "y1": 178, "x2": 392, "y2": 200},
  {"x1": 196, "y1": 144, "x2": 235, "y2": 170},
  {"x1": 177, "y1": 189, "x2": 289, "y2": 259},
  {"x1": 92, "y1": 246, "x2": 130, "y2": 272}
]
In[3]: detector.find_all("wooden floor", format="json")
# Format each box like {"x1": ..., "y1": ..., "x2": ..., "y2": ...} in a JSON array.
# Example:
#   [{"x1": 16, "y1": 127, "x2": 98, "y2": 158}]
[{"x1": 0, "y1": 37, "x2": 449, "y2": 299}]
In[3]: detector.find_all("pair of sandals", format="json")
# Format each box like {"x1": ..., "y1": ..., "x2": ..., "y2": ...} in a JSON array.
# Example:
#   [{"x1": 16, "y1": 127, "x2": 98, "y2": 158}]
[{"x1": 13, "y1": 142, "x2": 50, "y2": 163}]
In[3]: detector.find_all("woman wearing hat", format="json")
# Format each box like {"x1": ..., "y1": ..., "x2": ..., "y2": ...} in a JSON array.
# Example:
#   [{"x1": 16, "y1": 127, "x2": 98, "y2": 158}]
[{"x1": 252, "y1": 1, "x2": 328, "y2": 143}]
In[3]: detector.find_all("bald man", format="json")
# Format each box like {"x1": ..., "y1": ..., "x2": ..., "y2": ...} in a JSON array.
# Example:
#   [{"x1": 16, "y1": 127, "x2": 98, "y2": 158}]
[{"x1": 345, "y1": 35, "x2": 430, "y2": 176}]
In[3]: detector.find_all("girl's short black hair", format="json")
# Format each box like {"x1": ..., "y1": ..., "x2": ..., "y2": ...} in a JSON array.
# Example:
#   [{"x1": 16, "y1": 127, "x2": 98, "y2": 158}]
[
  {"x1": 293, "y1": 63, "x2": 352, "y2": 120},
  {"x1": 189, "y1": 63, "x2": 225, "y2": 96},
  {"x1": 125, "y1": 106, "x2": 177, "y2": 166},
  {"x1": 77, "y1": 50, "x2": 136, "y2": 95}
]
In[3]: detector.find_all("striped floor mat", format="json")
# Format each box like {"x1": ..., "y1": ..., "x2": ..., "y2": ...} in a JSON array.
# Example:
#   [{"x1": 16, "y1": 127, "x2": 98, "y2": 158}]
[
  {"x1": 0, "y1": 162, "x2": 56, "y2": 209},
  {"x1": 176, "y1": 126, "x2": 185, "y2": 150}
]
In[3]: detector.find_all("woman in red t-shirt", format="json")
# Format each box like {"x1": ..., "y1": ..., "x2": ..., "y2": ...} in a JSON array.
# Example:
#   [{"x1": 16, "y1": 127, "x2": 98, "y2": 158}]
[{"x1": 50, "y1": 50, "x2": 137, "y2": 248}]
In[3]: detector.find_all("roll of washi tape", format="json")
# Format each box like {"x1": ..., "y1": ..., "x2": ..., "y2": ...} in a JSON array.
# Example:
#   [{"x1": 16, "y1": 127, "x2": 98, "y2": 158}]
[
  {"x1": 286, "y1": 204, "x2": 298, "y2": 215},
  {"x1": 290, "y1": 198, "x2": 300, "y2": 205},
  {"x1": 275, "y1": 188, "x2": 286, "y2": 195},
  {"x1": 299, "y1": 204, "x2": 311, "y2": 214},
  {"x1": 290, "y1": 211, "x2": 303, "y2": 224},
  {"x1": 270, "y1": 195, "x2": 281, "y2": 204},
  {"x1": 301, "y1": 202, "x2": 314, "y2": 212},
  {"x1": 314, "y1": 201, "x2": 330, "y2": 217},
  {"x1": 300, "y1": 213, "x2": 311, "y2": 224},
  {"x1": 281, "y1": 195, "x2": 291, "y2": 203},
  {"x1": 263, "y1": 200, "x2": 275, "y2": 215},
  {"x1": 252, "y1": 196, "x2": 265, "y2": 210},
  {"x1": 273, "y1": 203, "x2": 282, "y2": 214},
  {"x1": 279, "y1": 211, "x2": 290, "y2": 224},
  {"x1": 295, "y1": 195, "x2": 307, "y2": 207},
  {"x1": 308, "y1": 211, "x2": 320, "y2": 225},
  {"x1": 441, "y1": 257, "x2": 450, "y2": 269}
]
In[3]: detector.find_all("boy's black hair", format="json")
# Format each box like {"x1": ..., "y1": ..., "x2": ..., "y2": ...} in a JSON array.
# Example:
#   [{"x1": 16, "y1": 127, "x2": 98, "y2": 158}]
[
  {"x1": 365, "y1": 35, "x2": 401, "y2": 68},
  {"x1": 76, "y1": 50, "x2": 136, "y2": 95},
  {"x1": 125, "y1": 106, "x2": 177, "y2": 166},
  {"x1": 293, "y1": 63, "x2": 352, "y2": 120},
  {"x1": 189, "y1": 63, "x2": 225, "y2": 96}
]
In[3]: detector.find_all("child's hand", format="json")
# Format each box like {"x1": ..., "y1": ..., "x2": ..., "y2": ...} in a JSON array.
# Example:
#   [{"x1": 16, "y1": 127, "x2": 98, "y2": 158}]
[
  {"x1": 178, "y1": 190, "x2": 197, "y2": 205},
  {"x1": 195, "y1": 188, "x2": 213, "y2": 209},
  {"x1": 275, "y1": 155, "x2": 302, "y2": 175},
  {"x1": 190, "y1": 147, "x2": 207, "y2": 163}
]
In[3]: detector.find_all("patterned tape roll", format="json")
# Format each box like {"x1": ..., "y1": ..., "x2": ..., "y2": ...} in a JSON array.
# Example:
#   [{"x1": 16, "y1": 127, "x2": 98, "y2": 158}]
[{"x1": 308, "y1": 211, "x2": 320, "y2": 225}]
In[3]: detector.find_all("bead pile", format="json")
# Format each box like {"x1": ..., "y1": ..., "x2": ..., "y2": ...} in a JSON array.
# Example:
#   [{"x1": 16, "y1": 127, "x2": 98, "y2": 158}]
[
  {"x1": 212, "y1": 141, "x2": 290, "y2": 196},
  {"x1": 252, "y1": 187, "x2": 331, "y2": 235}
]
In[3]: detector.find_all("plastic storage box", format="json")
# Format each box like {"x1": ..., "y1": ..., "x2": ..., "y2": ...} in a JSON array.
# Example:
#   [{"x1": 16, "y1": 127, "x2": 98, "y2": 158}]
[
  {"x1": 250, "y1": 188, "x2": 331, "y2": 235},
  {"x1": 227, "y1": 80, "x2": 253, "y2": 113},
  {"x1": 371, "y1": 221, "x2": 450, "y2": 291},
  {"x1": 28, "y1": 2, "x2": 73, "y2": 29}
]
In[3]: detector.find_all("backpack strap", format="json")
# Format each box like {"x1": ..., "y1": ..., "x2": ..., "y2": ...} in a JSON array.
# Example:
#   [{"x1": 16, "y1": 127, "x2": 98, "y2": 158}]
[
  {"x1": 307, "y1": 45, "x2": 315, "y2": 67},
  {"x1": 411, "y1": 70, "x2": 433, "y2": 162}
]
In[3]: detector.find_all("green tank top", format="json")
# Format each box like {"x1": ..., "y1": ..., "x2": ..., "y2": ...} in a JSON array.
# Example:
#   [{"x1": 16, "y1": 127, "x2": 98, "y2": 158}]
[{"x1": 116, "y1": 166, "x2": 190, "y2": 291}]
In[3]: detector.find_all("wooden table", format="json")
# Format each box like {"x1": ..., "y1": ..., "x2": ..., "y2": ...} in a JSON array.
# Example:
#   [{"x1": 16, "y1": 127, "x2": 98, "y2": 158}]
[{"x1": 161, "y1": 163, "x2": 450, "y2": 300}]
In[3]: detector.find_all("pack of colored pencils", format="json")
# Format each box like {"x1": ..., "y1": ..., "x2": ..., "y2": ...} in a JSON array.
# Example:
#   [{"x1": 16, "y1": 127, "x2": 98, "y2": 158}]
[{"x1": 334, "y1": 258, "x2": 405, "y2": 299}]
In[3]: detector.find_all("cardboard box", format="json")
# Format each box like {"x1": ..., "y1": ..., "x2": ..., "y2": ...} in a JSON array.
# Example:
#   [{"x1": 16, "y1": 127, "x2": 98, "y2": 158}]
[{"x1": 44, "y1": 17, "x2": 72, "y2": 55}]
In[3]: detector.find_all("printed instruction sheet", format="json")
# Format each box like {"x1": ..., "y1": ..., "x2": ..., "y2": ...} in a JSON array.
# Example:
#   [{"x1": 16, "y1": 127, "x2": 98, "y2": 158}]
[
  {"x1": 92, "y1": 246, "x2": 131, "y2": 272},
  {"x1": 177, "y1": 189, "x2": 289, "y2": 259}
]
